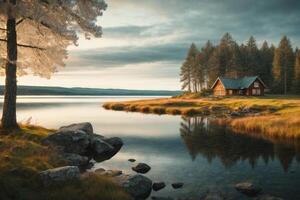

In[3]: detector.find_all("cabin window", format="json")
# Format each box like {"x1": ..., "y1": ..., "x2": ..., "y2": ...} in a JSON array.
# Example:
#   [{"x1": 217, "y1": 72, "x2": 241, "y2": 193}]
[
  {"x1": 229, "y1": 90, "x2": 233, "y2": 95},
  {"x1": 239, "y1": 90, "x2": 243, "y2": 95},
  {"x1": 254, "y1": 81, "x2": 259, "y2": 88}
]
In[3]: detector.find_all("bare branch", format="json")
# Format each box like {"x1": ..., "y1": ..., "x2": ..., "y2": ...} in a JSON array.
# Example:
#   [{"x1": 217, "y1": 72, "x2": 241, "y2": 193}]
[
  {"x1": 16, "y1": 18, "x2": 26, "y2": 26},
  {"x1": 0, "y1": 39, "x2": 45, "y2": 50}
]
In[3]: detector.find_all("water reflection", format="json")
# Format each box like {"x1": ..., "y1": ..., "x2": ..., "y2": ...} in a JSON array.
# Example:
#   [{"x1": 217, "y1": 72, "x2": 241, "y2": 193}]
[{"x1": 180, "y1": 116, "x2": 300, "y2": 172}]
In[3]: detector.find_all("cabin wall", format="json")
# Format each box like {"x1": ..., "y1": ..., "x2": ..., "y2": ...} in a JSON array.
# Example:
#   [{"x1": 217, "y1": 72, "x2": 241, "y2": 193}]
[
  {"x1": 247, "y1": 80, "x2": 265, "y2": 96},
  {"x1": 213, "y1": 80, "x2": 226, "y2": 96}
]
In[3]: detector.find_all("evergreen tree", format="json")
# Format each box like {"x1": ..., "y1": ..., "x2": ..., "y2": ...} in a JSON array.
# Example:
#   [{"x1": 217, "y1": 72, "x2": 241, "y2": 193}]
[
  {"x1": 245, "y1": 36, "x2": 260, "y2": 76},
  {"x1": 293, "y1": 48, "x2": 300, "y2": 94},
  {"x1": 272, "y1": 36, "x2": 295, "y2": 94},
  {"x1": 180, "y1": 43, "x2": 199, "y2": 92},
  {"x1": 219, "y1": 33, "x2": 235, "y2": 75},
  {"x1": 259, "y1": 41, "x2": 274, "y2": 86},
  {"x1": 227, "y1": 42, "x2": 243, "y2": 78},
  {"x1": 207, "y1": 47, "x2": 221, "y2": 86},
  {"x1": 199, "y1": 41, "x2": 215, "y2": 88}
]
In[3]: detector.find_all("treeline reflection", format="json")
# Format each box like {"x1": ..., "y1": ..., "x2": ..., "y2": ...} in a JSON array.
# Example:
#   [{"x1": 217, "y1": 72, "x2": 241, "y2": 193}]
[{"x1": 180, "y1": 117, "x2": 300, "y2": 171}]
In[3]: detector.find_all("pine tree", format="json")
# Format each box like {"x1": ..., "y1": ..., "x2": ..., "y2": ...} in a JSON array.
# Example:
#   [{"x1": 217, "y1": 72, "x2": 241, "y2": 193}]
[
  {"x1": 259, "y1": 41, "x2": 274, "y2": 86},
  {"x1": 227, "y1": 42, "x2": 243, "y2": 78},
  {"x1": 245, "y1": 36, "x2": 260, "y2": 76},
  {"x1": 199, "y1": 41, "x2": 215, "y2": 88},
  {"x1": 272, "y1": 36, "x2": 295, "y2": 94},
  {"x1": 189, "y1": 44, "x2": 200, "y2": 92},
  {"x1": 293, "y1": 48, "x2": 300, "y2": 94},
  {"x1": 207, "y1": 47, "x2": 221, "y2": 86},
  {"x1": 180, "y1": 60, "x2": 192, "y2": 92},
  {"x1": 219, "y1": 33, "x2": 235, "y2": 75},
  {"x1": 180, "y1": 43, "x2": 199, "y2": 92}
]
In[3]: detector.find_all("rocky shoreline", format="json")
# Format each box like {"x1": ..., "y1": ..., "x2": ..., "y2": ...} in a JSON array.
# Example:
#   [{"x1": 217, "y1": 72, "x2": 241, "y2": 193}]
[{"x1": 39, "y1": 122, "x2": 284, "y2": 200}]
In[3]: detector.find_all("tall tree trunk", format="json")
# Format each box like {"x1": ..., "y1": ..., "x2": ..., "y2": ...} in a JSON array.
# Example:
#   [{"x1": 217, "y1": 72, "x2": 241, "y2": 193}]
[{"x1": 1, "y1": 0, "x2": 18, "y2": 129}]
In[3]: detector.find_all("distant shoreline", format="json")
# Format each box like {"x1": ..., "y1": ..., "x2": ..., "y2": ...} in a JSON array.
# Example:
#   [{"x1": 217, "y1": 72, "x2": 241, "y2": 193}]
[{"x1": 0, "y1": 85, "x2": 181, "y2": 96}]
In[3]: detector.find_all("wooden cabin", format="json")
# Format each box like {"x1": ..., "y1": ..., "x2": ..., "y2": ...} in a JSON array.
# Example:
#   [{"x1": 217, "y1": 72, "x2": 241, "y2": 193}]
[{"x1": 211, "y1": 76, "x2": 266, "y2": 96}]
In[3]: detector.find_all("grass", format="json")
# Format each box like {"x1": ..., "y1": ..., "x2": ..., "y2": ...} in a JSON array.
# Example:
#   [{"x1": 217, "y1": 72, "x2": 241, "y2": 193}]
[
  {"x1": 103, "y1": 95, "x2": 300, "y2": 138},
  {"x1": 0, "y1": 125, "x2": 131, "y2": 200}
]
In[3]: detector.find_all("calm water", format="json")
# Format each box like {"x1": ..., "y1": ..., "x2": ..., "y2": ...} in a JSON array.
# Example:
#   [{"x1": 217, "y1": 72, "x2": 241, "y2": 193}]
[{"x1": 2, "y1": 96, "x2": 300, "y2": 200}]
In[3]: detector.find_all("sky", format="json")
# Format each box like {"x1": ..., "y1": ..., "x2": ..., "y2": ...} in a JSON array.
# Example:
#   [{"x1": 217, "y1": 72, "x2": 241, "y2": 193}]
[{"x1": 2, "y1": 0, "x2": 300, "y2": 90}]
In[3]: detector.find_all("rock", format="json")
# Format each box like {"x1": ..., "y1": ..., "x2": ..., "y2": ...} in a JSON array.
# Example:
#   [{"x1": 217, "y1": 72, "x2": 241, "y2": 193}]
[
  {"x1": 44, "y1": 123, "x2": 123, "y2": 164},
  {"x1": 59, "y1": 122, "x2": 93, "y2": 134},
  {"x1": 128, "y1": 158, "x2": 136, "y2": 162},
  {"x1": 171, "y1": 182, "x2": 183, "y2": 189},
  {"x1": 203, "y1": 191, "x2": 225, "y2": 200},
  {"x1": 60, "y1": 153, "x2": 89, "y2": 167},
  {"x1": 39, "y1": 166, "x2": 80, "y2": 186},
  {"x1": 91, "y1": 137, "x2": 114, "y2": 155},
  {"x1": 152, "y1": 182, "x2": 166, "y2": 191},
  {"x1": 116, "y1": 174, "x2": 152, "y2": 199},
  {"x1": 43, "y1": 127, "x2": 90, "y2": 155},
  {"x1": 255, "y1": 195, "x2": 284, "y2": 200},
  {"x1": 103, "y1": 137, "x2": 124, "y2": 154},
  {"x1": 88, "y1": 134, "x2": 123, "y2": 162},
  {"x1": 132, "y1": 163, "x2": 151, "y2": 174},
  {"x1": 235, "y1": 182, "x2": 262, "y2": 197}
]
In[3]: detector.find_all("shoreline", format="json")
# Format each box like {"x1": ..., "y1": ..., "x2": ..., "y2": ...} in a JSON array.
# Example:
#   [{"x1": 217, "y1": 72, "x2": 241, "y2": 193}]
[{"x1": 103, "y1": 95, "x2": 300, "y2": 139}]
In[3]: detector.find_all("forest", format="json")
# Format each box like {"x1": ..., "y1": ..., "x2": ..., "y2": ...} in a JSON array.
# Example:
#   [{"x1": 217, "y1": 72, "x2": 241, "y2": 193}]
[{"x1": 180, "y1": 33, "x2": 300, "y2": 94}]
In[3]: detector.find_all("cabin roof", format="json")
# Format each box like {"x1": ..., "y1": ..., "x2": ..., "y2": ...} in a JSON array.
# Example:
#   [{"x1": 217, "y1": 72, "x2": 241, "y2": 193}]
[{"x1": 211, "y1": 76, "x2": 266, "y2": 89}]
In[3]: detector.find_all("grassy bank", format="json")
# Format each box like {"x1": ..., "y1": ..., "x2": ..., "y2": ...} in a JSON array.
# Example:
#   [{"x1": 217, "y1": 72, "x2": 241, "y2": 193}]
[
  {"x1": 103, "y1": 95, "x2": 300, "y2": 138},
  {"x1": 0, "y1": 125, "x2": 131, "y2": 200}
]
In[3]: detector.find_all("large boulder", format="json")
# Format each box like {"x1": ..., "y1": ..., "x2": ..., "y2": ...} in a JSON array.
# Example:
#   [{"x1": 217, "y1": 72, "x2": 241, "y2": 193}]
[
  {"x1": 39, "y1": 166, "x2": 80, "y2": 186},
  {"x1": 43, "y1": 123, "x2": 123, "y2": 163},
  {"x1": 59, "y1": 122, "x2": 93, "y2": 134},
  {"x1": 89, "y1": 134, "x2": 123, "y2": 162},
  {"x1": 43, "y1": 125, "x2": 91, "y2": 155},
  {"x1": 103, "y1": 137, "x2": 124, "y2": 155},
  {"x1": 115, "y1": 174, "x2": 152, "y2": 199}
]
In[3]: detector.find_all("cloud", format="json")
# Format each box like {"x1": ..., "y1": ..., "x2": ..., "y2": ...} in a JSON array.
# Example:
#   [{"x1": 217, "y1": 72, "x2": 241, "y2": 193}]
[
  {"x1": 103, "y1": 0, "x2": 300, "y2": 46},
  {"x1": 67, "y1": 43, "x2": 189, "y2": 69}
]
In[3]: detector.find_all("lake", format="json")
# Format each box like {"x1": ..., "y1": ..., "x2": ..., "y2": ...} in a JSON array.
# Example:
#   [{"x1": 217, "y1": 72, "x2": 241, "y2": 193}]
[{"x1": 2, "y1": 96, "x2": 300, "y2": 200}]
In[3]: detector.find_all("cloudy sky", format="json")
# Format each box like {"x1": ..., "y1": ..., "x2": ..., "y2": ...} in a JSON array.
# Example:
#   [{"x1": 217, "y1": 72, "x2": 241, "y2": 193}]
[{"x1": 4, "y1": 0, "x2": 300, "y2": 90}]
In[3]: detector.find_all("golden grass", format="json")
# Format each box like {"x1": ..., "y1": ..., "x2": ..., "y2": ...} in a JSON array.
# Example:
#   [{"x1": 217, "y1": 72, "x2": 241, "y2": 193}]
[
  {"x1": 0, "y1": 125, "x2": 131, "y2": 200},
  {"x1": 103, "y1": 95, "x2": 300, "y2": 138}
]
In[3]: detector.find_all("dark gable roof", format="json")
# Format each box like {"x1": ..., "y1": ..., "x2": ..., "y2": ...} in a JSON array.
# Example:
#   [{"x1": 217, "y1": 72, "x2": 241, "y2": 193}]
[{"x1": 211, "y1": 76, "x2": 266, "y2": 89}]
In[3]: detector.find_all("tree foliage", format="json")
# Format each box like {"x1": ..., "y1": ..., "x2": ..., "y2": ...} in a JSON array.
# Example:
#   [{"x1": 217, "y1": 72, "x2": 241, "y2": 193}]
[
  {"x1": 0, "y1": 0, "x2": 107, "y2": 78},
  {"x1": 180, "y1": 34, "x2": 299, "y2": 94},
  {"x1": 0, "y1": 0, "x2": 107, "y2": 128}
]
